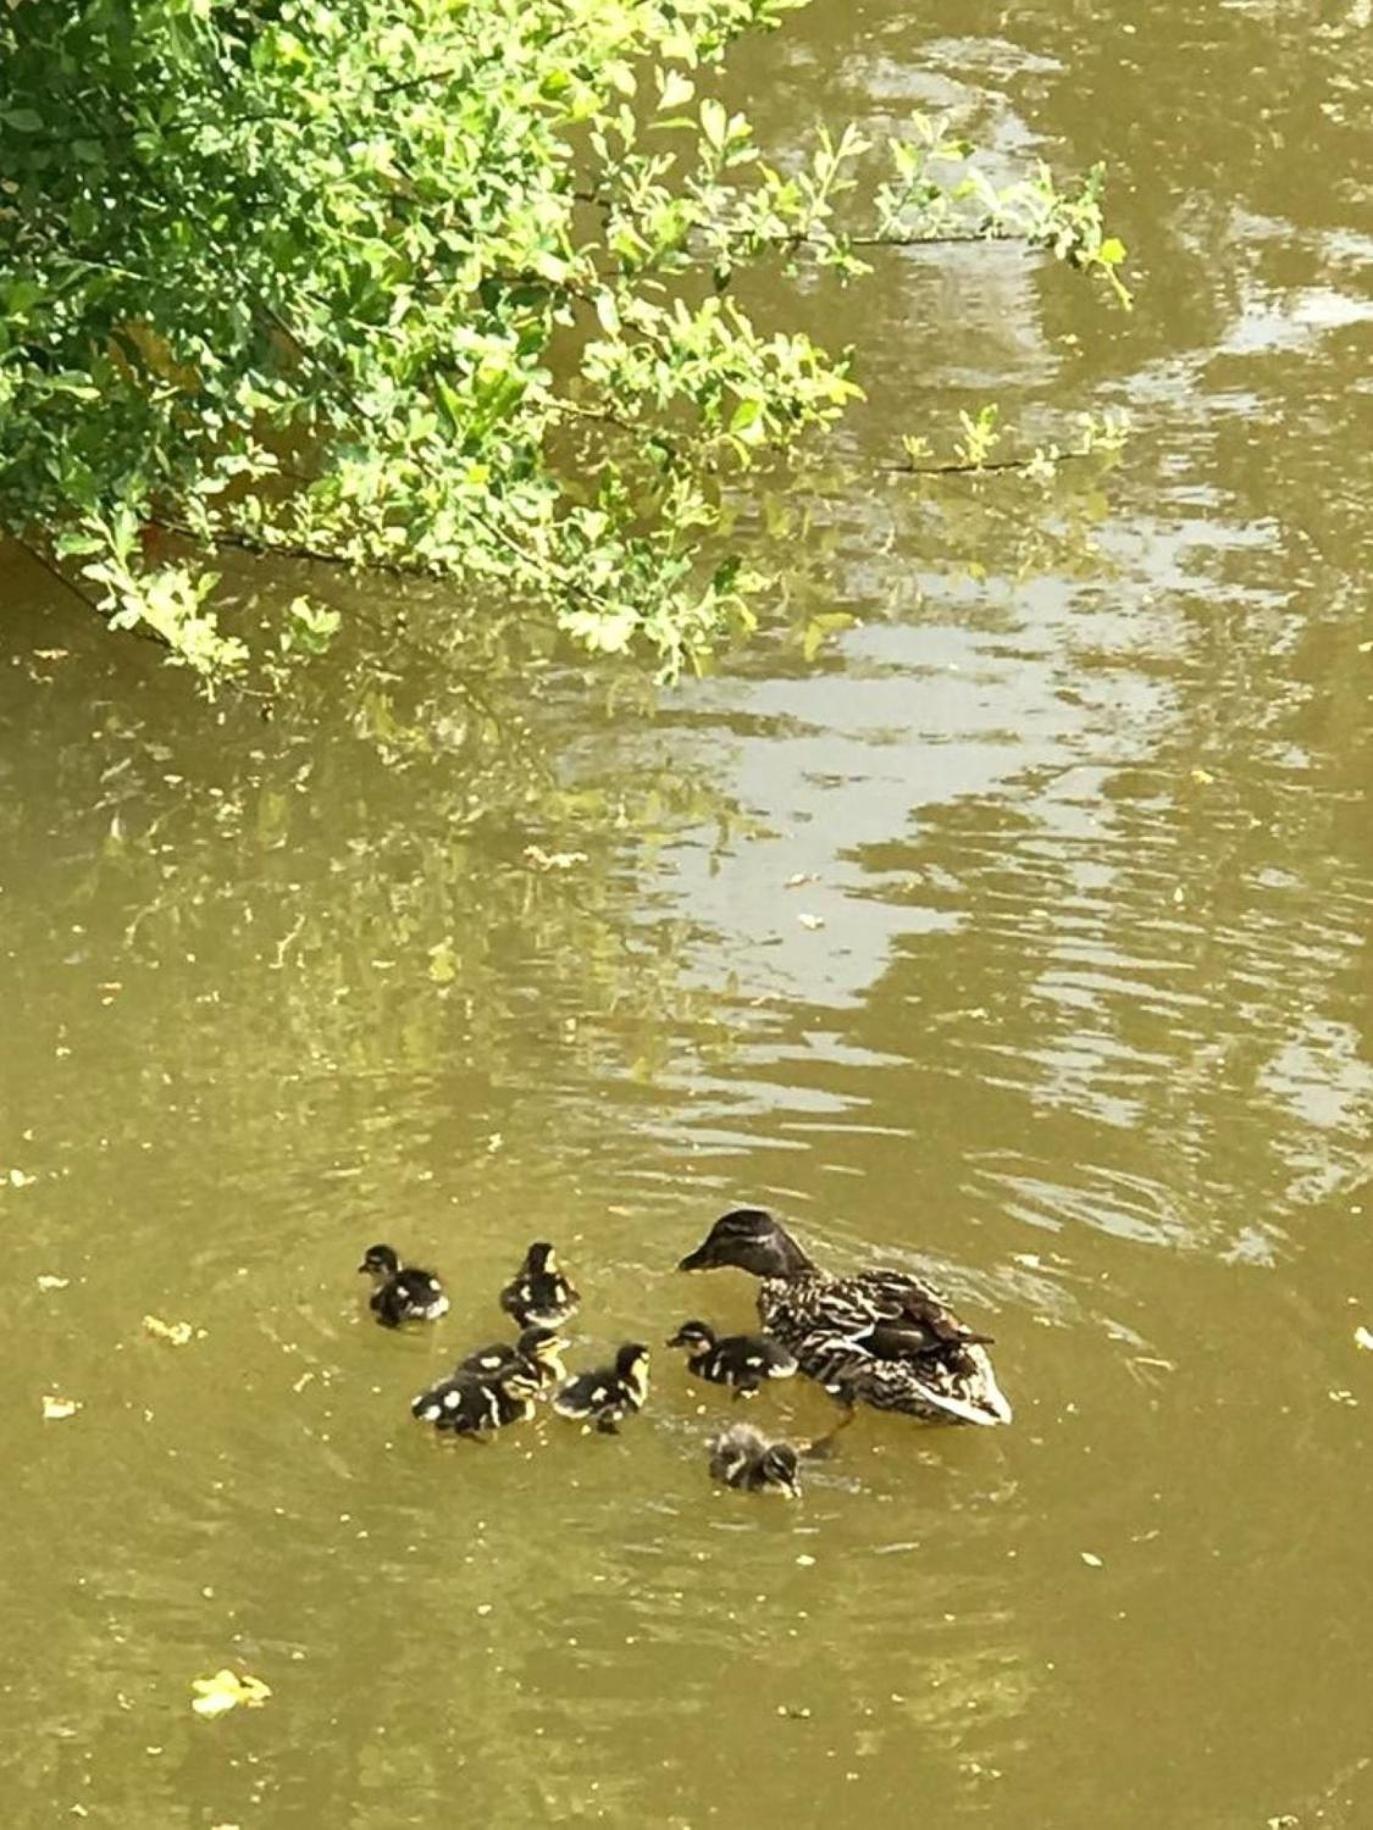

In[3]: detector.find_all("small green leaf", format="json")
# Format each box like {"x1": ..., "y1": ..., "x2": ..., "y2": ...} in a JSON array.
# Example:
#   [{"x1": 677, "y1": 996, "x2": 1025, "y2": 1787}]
[
  {"x1": 700, "y1": 98, "x2": 727, "y2": 150},
  {"x1": 728, "y1": 397, "x2": 764, "y2": 438}
]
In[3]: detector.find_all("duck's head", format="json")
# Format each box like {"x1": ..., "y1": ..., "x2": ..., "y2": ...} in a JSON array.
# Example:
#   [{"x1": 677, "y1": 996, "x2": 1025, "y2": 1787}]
[
  {"x1": 518, "y1": 1326, "x2": 567, "y2": 1369},
  {"x1": 359, "y1": 1243, "x2": 399, "y2": 1278},
  {"x1": 614, "y1": 1342, "x2": 651, "y2": 1399},
  {"x1": 524, "y1": 1241, "x2": 559, "y2": 1276},
  {"x1": 678, "y1": 1209, "x2": 814, "y2": 1279},
  {"x1": 667, "y1": 1320, "x2": 716, "y2": 1352},
  {"x1": 758, "y1": 1442, "x2": 801, "y2": 1498},
  {"x1": 502, "y1": 1365, "x2": 542, "y2": 1399}
]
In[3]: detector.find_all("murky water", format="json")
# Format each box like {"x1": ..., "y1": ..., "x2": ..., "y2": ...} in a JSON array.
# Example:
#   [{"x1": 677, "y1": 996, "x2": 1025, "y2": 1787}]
[{"x1": 4, "y1": 2, "x2": 1372, "y2": 1824}]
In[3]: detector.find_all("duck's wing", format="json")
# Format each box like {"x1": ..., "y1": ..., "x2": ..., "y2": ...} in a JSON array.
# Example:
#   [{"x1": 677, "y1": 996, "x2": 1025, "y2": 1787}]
[
  {"x1": 498, "y1": 1277, "x2": 528, "y2": 1318},
  {"x1": 808, "y1": 1271, "x2": 1011, "y2": 1425},
  {"x1": 553, "y1": 1370, "x2": 615, "y2": 1418},
  {"x1": 459, "y1": 1341, "x2": 520, "y2": 1377},
  {"x1": 718, "y1": 1336, "x2": 798, "y2": 1380},
  {"x1": 856, "y1": 1270, "x2": 993, "y2": 1351}
]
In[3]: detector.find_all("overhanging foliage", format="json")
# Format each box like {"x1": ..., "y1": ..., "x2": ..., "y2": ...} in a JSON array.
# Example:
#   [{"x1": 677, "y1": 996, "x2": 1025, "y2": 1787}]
[{"x1": 0, "y1": 0, "x2": 1128, "y2": 681}]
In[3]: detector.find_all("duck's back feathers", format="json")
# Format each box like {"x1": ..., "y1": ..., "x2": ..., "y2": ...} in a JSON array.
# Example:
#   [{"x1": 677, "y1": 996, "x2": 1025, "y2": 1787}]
[
  {"x1": 369, "y1": 1265, "x2": 449, "y2": 1328},
  {"x1": 500, "y1": 1242, "x2": 580, "y2": 1328},
  {"x1": 670, "y1": 1327, "x2": 798, "y2": 1395},
  {"x1": 761, "y1": 1266, "x2": 1011, "y2": 1425},
  {"x1": 459, "y1": 1327, "x2": 565, "y2": 1389},
  {"x1": 411, "y1": 1369, "x2": 535, "y2": 1436},
  {"x1": 553, "y1": 1344, "x2": 650, "y2": 1433}
]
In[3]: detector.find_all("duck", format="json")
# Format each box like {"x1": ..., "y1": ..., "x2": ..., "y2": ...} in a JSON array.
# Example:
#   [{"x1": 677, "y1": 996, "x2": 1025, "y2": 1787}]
[
  {"x1": 666, "y1": 1320, "x2": 798, "y2": 1397},
  {"x1": 708, "y1": 1408, "x2": 853, "y2": 1496},
  {"x1": 678, "y1": 1207, "x2": 1011, "y2": 1426},
  {"x1": 499, "y1": 1242, "x2": 580, "y2": 1329},
  {"x1": 552, "y1": 1343, "x2": 650, "y2": 1434},
  {"x1": 458, "y1": 1325, "x2": 567, "y2": 1391},
  {"x1": 359, "y1": 1243, "x2": 449, "y2": 1327},
  {"x1": 708, "y1": 1423, "x2": 801, "y2": 1495},
  {"x1": 411, "y1": 1363, "x2": 541, "y2": 1438}
]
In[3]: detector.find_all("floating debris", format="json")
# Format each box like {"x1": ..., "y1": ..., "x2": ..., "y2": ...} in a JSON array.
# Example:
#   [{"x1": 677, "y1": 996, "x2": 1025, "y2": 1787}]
[
  {"x1": 36, "y1": 1274, "x2": 70, "y2": 1292},
  {"x1": 1354, "y1": 1326, "x2": 1373, "y2": 1352},
  {"x1": 1080, "y1": 1551, "x2": 1104, "y2": 1569},
  {"x1": 41, "y1": 1395, "x2": 80, "y2": 1422},
  {"x1": 143, "y1": 1315, "x2": 199, "y2": 1347},
  {"x1": 190, "y1": 1669, "x2": 271, "y2": 1719},
  {"x1": 797, "y1": 913, "x2": 826, "y2": 931}
]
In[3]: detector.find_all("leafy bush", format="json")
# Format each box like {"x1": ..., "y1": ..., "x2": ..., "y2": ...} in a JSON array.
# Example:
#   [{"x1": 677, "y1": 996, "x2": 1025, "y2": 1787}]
[{"x1": 0, "y1": 0, "x2": 1126, "y2": 681}]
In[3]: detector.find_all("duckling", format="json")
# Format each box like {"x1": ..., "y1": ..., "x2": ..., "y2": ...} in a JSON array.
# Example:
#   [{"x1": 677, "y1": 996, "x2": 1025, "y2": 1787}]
[
  {"x1": 679, "y1": 1208, "x2": 1010, "y2": 1426},
  {"x1": 708, "y1": 1423, "x2": 802, "y2": 1496},
  {"x1": 553, "y1": 1343, "x2": 650, "y2": 1434},
  {"x1": 359, "y1": 1243, "x2": 449, "y2": 1327},
  {"x1": 499, "y1": 1241, "x2": 580, "y2": 1329},
  {"x1": 410, "y1": 1364, "x2": 540, "y2": 1439},
  {"x1": 459, "y1": 1325, "x2": 567, "y2": 1391},
  {"x1": 708, "y1": 1409, "x2": 853, "y2": 1497},
  {"x1": 667, "y1": 1320, "x2": 798, "y2": 1398}
]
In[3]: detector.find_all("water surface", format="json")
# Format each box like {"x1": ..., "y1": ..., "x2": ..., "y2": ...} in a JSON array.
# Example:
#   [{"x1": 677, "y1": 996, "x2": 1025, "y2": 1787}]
[{"x1": 3, "y1": 1, "x2": 1372, "y2": 1823}]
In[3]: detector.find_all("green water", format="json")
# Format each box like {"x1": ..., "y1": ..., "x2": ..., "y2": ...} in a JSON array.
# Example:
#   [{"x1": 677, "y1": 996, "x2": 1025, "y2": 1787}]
[{"x1": 4, "y1": 2, "x2": 1372, "y2": 1824}]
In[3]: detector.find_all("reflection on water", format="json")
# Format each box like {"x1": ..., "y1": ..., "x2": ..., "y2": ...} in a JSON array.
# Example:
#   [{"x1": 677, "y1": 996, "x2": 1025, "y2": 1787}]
[{"x1": 3, "y1": 0, "x2": 1373, "y2": 1823}]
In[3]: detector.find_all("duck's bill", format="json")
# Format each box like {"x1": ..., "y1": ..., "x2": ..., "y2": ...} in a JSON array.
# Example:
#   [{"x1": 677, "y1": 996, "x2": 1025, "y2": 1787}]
[{"x1": 677, "y1": 1245, "x2": 712, "y2": 1271}]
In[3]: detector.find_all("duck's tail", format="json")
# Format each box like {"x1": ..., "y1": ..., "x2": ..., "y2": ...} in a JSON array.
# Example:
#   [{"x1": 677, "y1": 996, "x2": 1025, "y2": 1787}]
[{"x1": 920, "y1": 1344, "x2": 1013, "y2": 1426}]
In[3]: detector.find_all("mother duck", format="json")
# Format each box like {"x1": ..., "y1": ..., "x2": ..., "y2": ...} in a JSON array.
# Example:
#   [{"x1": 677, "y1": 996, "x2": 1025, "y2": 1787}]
[{"x1": 678, "y1": 1207, "x2": 1011, "y2": 1426}]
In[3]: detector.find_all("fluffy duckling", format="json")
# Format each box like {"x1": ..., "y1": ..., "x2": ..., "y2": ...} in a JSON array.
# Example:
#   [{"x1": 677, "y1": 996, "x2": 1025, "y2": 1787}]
[
  {"x1": 553, "y1": 1343, "x2": 650, "y2": 1434},
  {"x1": 499, "y1": 1241, "x2": 580, "y2": 1329},
  {"x1": 411, "y1": 1364, "x2": 540, "y2": 1439},
  {"x1": 667, "y1": 1319, "x2": 798, "y2": 1398},
  {"x1": 708, "y1": 1410, "x2": 852, "y2": 1497},
  {"x1": 459, "y1": 1325, "x2": 567, "y2": 1391},
  {"x1": 359, "y1": 1243, "x2": 449, "y2": 1327},
  {"x1": 708, "y1": 1423, "x2": 802, "y2": 1496}
]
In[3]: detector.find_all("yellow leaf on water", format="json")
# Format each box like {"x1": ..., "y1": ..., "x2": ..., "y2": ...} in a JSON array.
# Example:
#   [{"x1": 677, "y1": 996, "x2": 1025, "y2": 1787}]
[
  {"x1": 190, "y1": 1669, "x2": 271, "y2": 1718},
  {"x1": 143, "y1": 1315, "x2": 197, "y2": 1347}
]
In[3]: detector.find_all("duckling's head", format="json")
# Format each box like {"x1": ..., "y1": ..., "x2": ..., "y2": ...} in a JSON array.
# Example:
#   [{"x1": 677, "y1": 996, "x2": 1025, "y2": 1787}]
[
  {"x1": 758, "y1": 1442, "x2": 801, "y2": 1498},
  {"x1": 359, "y1": 1243, "x2": 399, "y2": 1278},
  {"x1": 667, "y1": 1320, "x2": 716, "y2": 1352},
  {"x1": 614, "y1": 1342, "x2": 651, "y2": 1400},
  {"x1": 519, "y1": 1332, "x2": 563, "y2": 1361},
  {"x1": 678, "y1": 1209, "x2": 814, "y2": 1279},
  {"x1": 518, "y1": 1326, "x2": 567, "y2": 1369}
]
